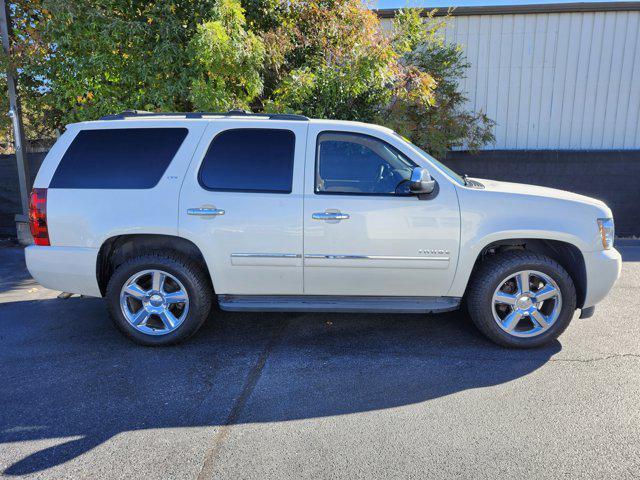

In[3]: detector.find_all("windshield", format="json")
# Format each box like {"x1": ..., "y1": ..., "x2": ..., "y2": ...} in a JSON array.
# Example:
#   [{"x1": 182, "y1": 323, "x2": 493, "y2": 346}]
[{"x1": 393, "y1": 134, "x2": 466, "y2": 186}]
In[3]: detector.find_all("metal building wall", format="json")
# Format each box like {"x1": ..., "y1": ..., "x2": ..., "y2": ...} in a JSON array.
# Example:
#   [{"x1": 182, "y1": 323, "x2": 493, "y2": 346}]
[{"x1": 381, "y1": 9, "x2": 640, "y2": 150}]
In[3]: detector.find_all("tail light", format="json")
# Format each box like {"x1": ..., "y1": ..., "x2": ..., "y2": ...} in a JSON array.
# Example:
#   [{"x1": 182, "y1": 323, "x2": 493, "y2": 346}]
[{"x1": 29, "y1": 188, "x2": 50, "y2": 246}]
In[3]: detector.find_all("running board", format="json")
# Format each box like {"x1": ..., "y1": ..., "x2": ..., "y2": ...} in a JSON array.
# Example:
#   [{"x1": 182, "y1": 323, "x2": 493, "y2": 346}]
[{"x1": 217, "y1": 295, "x2": 461, "y2": 314}]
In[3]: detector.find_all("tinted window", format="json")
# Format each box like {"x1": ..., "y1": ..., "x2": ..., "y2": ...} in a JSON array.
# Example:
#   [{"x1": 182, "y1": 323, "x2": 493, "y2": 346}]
[
  {"x1": 50, "y1": 128, "x2": 188, "y2": 189},
  {"x1": 316, "y1": 132, "x2": 415, "y2": 195},
  {"x1": 199, "y1": 129, "x2": 295, "y2": 193}
]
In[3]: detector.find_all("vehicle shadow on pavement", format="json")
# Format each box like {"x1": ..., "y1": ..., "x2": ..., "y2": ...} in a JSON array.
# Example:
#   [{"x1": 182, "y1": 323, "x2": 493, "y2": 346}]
[
  {"x1": 0, "y1": 296, "x2": 561, "y2": 475},
  {"x1": 0, "y1": 247, "x2": 36, "y2": 295}
]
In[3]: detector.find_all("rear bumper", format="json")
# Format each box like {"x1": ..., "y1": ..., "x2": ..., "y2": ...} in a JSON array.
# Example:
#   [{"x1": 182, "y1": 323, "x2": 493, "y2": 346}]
[
  {"x1": 582, "y1": 248, "x2": 621, "y2": 308},
  {"x1": 25, "y1": 246, "x2": 101, "y2": 297}
]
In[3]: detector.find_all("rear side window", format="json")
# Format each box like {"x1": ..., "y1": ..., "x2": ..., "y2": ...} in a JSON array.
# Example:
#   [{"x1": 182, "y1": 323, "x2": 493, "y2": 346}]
[
  {"x1": 199, "y1": 129, "x2": 295, "y2": 193},
  {"x1": 50, "y1": 128, "x2": 188, "y2": 189}
]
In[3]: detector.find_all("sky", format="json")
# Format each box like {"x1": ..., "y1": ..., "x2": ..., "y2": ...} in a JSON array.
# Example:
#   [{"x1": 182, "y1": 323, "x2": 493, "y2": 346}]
[{"x1": 373, "y1": 0, "x2": 635, "y2": 9}]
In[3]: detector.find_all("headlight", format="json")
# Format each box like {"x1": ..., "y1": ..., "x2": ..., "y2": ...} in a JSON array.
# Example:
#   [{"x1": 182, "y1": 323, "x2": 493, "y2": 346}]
[{"x1": 597, "y1": 218, "x2": 614, "y2": 250}]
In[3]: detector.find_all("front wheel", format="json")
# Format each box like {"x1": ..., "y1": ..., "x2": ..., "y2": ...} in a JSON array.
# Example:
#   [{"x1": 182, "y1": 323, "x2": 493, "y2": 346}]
[
  {"x1": 106, "y1": 253, "x2": 212, "y2": 346},
  {"x1": 466, "y1": 251, "x2": 577, "y2": 348}
]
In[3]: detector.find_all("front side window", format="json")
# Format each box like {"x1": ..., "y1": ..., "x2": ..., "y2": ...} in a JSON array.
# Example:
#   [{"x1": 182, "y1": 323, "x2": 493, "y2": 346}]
[
  {"x1": 50, "y1": 128, "x2": 188, "y2": 189},
  {"x1": 199, "y1": 128, "x2": 295, "y2": 193},
  {"x1": 315, "y1": 132, "x2": 416, "y2": 195}
]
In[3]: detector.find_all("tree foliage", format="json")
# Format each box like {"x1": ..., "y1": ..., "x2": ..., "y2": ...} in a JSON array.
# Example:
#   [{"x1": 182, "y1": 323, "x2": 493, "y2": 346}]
[
  {"x1": 264, "y1": 0, "x2": 436, "y2": 123},
  {"x1": 5, "y1": 0, "x2": 219, "y2": 136},
  {"x1": 386, "y1": 8, "x2": 495, "y2": 155},
  {"x1": 1, "y1": 0, "x2": 53, "y2": 149},
  {"x1": 2, "y1": 0, "x2": 494, "y2": 155},
  {"x1": 188, "y1": 0, "x2": 265, "y2": 111}
]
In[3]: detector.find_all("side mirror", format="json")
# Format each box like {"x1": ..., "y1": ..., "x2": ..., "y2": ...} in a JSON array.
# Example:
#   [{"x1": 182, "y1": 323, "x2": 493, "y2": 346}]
[{"x1": 409, "y1": 167, "x2": 436, "y2": 195}]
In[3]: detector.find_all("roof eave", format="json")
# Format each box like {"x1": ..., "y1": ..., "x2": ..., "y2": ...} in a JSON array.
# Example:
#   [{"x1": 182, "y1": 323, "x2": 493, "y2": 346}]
[{"x1": 375, "y1": 2, "x2": 640, "y2": 18}]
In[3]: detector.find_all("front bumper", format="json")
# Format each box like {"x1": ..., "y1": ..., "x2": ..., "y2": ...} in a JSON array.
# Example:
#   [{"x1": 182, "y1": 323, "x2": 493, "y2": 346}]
[
  {"x1": 582, "y1": 247, "x2": 622, "y2": 308},
  {"x1": 25, "y1": 246, "x2": 102, "y2": 297}
]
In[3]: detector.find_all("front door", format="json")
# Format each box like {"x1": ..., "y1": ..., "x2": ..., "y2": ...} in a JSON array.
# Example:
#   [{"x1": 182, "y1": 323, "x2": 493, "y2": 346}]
[
  {"x1": 180, "y1": 120, "x2": 307, "y2": 295},
  {"x1": 303, "y1": 125, "x2": 460, "y2": 297}
]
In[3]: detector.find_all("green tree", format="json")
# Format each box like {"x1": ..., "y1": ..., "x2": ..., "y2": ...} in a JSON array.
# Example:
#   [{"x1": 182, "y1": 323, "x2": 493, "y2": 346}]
[
  {"x1": 386, "y1": 8, "x2": 495, "y2": 156},
  {"x1": 3, "y1": 0, "x2": 494, "y2": 156},
  {"x1": 263, "y1": 0, "x2": 437, "y2": 122},
  {"x1": 255, "y1": 1, "x2": 493, "y2": 155},
  {"x1": 16, "y1": 0, "x2": 220, "y2": 128},
  {"x1": 188, "y1": 0, "x2": 265, "y2": 111},
  {"x1": 1, "y1": 0, "x2": 53, "y2": 149}
]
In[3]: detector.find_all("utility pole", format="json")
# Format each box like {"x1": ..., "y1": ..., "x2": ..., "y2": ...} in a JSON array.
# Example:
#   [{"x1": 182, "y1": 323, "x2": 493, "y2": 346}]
[{"x1": 0, "y1": 0, "x2": 31, "y2": 242}]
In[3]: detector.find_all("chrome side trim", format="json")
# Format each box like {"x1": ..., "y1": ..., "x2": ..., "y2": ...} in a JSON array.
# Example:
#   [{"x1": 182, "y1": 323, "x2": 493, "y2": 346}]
[
  {"x1": 231, "y1": 253, "x2": 302, "y2": 259},
  {"x1": 304, "y1": 254, "x2": 449, "y2": 261}
]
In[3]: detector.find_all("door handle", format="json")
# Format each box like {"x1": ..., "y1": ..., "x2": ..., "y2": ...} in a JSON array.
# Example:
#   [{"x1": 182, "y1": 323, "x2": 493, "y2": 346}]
[
  {"x1": 187, "y1": 208, "x2": 225, "y2": 216},
  {"x1": 312, "y1": 211, "x2": 350, "y2": 221}
]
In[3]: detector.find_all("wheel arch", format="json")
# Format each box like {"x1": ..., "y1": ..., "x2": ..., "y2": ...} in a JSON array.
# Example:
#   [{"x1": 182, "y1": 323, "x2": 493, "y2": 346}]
[
  {"x1": 96, "y1": 234, "x2": 213, "y2": 296},
  {"x1": 460, "y1": 238, "x2": 587, "y2": 308}
]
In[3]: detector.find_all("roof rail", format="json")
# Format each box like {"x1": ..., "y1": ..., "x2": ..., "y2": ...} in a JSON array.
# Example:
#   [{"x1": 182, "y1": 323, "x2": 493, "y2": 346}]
[{"x1": 99, "y1": 109, "x2": 309, "y2": 121}]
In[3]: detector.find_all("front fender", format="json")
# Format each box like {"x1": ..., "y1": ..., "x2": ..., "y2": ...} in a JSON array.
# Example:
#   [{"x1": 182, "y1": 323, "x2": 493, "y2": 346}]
[{"x1": 447, "y1": 186, "x2": 598, "y2": 298}]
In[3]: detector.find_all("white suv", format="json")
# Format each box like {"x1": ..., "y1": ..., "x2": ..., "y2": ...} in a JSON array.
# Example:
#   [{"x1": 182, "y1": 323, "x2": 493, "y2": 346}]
[{"x1": 25, "y1": 111, "x2": 621, "y2": 348}]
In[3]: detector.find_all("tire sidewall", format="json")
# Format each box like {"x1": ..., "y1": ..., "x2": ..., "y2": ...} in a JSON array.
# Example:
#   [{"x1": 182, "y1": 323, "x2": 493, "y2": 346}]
[
  {"x1": 106, "y1": 256, "x2": 210, "y2": 346},
  {"x1": 472, "y1": 256, "x2": 577, "y2": 348}
]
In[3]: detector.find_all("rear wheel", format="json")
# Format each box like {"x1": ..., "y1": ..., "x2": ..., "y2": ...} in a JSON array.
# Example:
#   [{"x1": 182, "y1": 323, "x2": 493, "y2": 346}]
[
  {"x1": 467, "y1": 251, "x2": 577, "y2": 348},
  {"x1": 106, "y1": 253, "x2": 212, "y2": 346}
]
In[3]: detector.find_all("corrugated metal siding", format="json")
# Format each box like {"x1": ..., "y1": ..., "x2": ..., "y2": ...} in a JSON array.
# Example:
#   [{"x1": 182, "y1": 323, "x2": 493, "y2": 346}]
[{"x1": 382, "y1": 11, "x2": 640, "y2": 149}]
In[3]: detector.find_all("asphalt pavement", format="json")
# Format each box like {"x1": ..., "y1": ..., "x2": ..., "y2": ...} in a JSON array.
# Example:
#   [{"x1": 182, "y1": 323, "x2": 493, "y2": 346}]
[{"x1": 1, "y1": 242, "x2": 639, "y2": 479}]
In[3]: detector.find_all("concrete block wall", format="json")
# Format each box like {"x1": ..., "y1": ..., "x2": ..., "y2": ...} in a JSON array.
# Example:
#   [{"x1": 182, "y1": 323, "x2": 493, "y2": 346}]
[
  {"x1": 0, "y1": 153, "x2": 46, "y2": 236},
  {"x1": 443, "y1": 150, "x2": 640, "y2": 237}
]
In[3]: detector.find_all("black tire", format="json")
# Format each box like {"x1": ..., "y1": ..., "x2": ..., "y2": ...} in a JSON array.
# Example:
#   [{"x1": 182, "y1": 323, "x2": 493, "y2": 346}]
[
  {"x1": 466, "y1": 251, "x2": 577, "y2": 348},
  {"x1": 106, "y1": 253, "x2": 213, "y2": 346}
]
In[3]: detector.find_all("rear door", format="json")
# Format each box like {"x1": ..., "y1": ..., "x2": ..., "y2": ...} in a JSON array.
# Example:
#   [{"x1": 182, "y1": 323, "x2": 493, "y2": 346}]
[{"x1": 179, "y1": 120, "x2": 307, "y2": 295}]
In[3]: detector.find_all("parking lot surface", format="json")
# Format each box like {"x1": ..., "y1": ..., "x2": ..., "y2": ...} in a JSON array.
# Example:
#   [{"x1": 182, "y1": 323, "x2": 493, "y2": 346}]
[{"x1": 1, "y1": 243, "x2": 639, "y2": 479}]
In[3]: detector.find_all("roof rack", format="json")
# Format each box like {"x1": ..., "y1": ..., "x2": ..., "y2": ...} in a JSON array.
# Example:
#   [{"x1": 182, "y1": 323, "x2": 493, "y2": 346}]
[{"x1": 99, "y1": 109, "x2": 309, "y2": 121}]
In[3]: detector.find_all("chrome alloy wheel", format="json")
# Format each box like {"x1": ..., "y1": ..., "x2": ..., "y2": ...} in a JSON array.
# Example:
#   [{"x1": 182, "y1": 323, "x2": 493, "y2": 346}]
[
  {"x1": 491, "y1": 270, "x2": 562, "y2": 338},
  {"x1": 119, "y1": 269, "x2": 189, "y2": 336}
]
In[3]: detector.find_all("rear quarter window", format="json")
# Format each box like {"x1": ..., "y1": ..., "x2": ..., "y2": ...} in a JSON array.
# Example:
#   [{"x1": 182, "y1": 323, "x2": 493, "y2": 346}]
[{"x1": 50, "y1": 128, "x2": 188, "y2": 189}]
